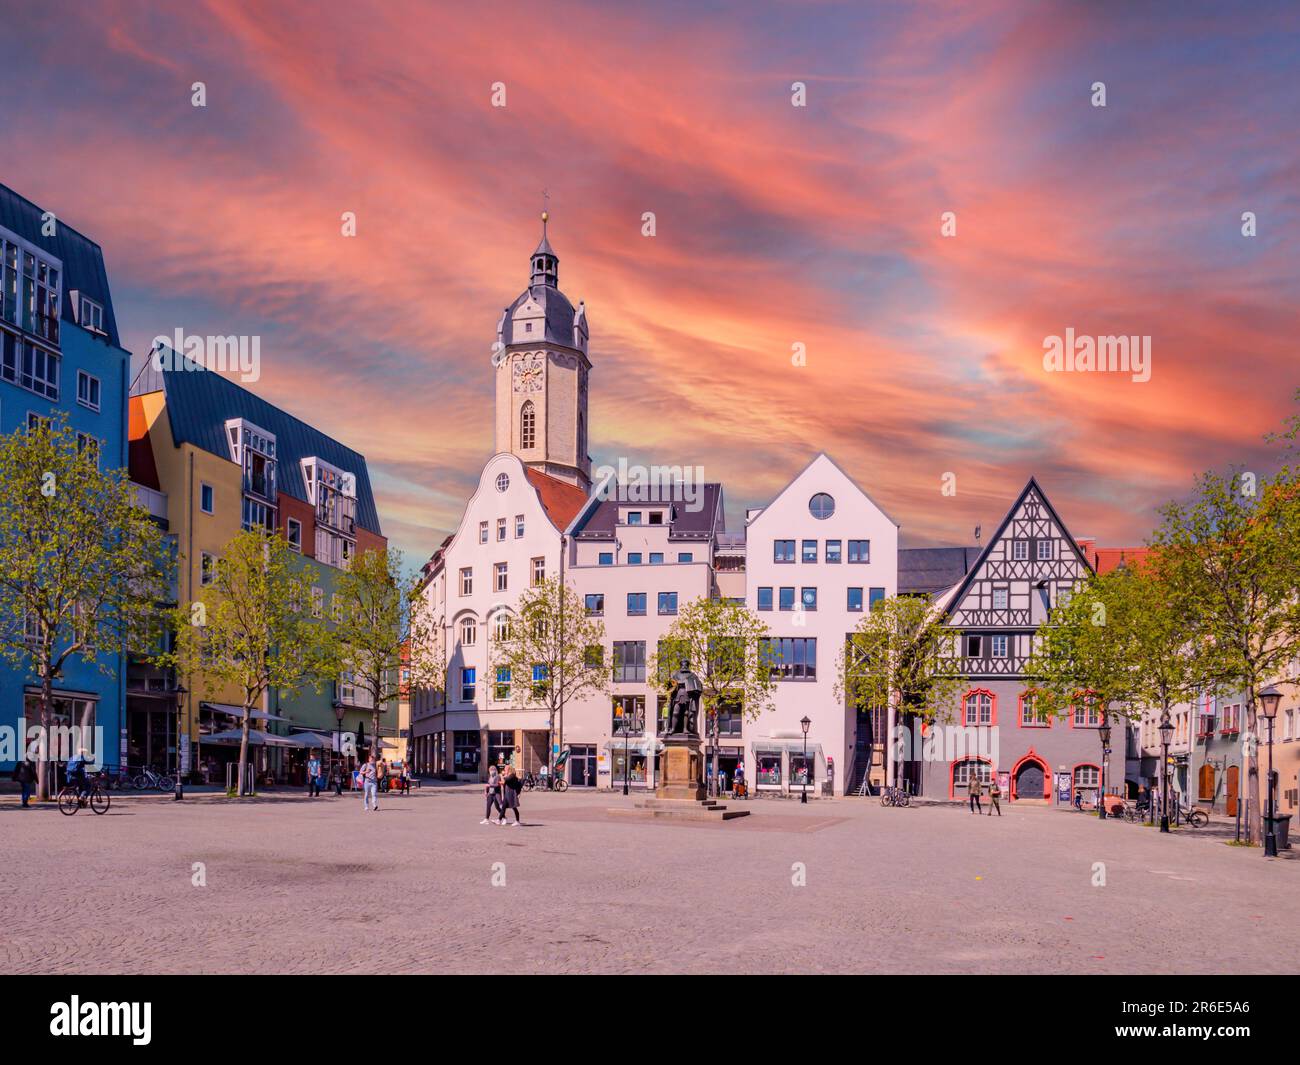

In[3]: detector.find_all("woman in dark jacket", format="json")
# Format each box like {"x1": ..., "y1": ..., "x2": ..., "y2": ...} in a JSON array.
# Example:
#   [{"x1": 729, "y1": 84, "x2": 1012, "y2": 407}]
[{"x1": 14, "y1": 760, "x2": 36, "y2": 807}]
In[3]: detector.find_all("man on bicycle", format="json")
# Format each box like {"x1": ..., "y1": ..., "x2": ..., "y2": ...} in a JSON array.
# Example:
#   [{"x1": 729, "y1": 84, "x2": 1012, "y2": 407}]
[{"x1": 66, "y1": 748, "x2": 90, "y2": 799}]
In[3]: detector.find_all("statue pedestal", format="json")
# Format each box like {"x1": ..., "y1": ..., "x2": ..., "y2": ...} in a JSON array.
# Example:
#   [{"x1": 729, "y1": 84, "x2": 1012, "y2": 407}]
[{"x1": 656, "y1": 736, "x2": 705, "y2": 801}]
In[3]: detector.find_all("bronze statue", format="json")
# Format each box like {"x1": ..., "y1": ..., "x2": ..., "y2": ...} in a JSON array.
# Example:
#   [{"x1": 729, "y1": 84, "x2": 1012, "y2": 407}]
[{"x1": 664, "y1": 660, "x2": 702, "y2": 737}]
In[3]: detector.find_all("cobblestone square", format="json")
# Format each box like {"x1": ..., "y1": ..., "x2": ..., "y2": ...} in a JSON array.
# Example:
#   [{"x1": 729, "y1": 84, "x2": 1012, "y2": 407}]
[{"x1": 5, "y1": 787, "x2": 1296, "y2": 975}]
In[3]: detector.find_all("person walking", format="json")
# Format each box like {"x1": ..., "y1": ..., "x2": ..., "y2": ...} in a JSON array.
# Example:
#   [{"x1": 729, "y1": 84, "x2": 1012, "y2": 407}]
[
  {"x1": 307, "y1": 751, "x2": 322, "y2": 798},
  {"x1": 14, "y1": 758, "x2": 35, "y2": 807},
  {"x1": 734, "y1": 761, "x2": 746, "y2": 799},
  {"x1": 377, "y1": 756, "x2": 390, "y2": 794},
  {"x1": 482, "y1": 764, "x2": 504, "y2": 824},
  {"x1": 360, "y1": 755, "x2": 380, "y2": 812},
  {"x1": 968, "y1": 771, "x2": 983, "y2": 814},
  {"x1": 987, "y1": 775, "x2": 1002, "y2": 817},
  {"x1": 500, "y1": 764, "x2": 523, "y2": 826}
]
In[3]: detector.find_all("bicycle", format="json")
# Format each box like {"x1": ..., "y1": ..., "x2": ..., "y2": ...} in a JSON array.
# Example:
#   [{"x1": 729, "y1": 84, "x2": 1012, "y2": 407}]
[
  {"x1": 522, "y1": 773, "x2": 567, "y2": 792},
  {"x1": 133, "y1": 766, "x2": 175, "y2": 792},
  {"x1": 57, "y1": 779, "x2": 110, "y2": 815},
  {"x1": 880, "y1": 784, "x2": 910, "y2": 807},
  {"x1": 1175, "y1": 802, "x2": 1209, "y2": 828}
]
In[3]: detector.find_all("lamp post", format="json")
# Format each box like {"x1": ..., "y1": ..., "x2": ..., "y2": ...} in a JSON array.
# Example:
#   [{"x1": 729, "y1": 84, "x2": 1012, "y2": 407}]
[
  {"x1": 173, "y1": 684, "x2": 187, "y2": 801},
  {"x1": 617, "y1": 703, "x2": 630, "y2": 797},
  {"x1": 1158, "y1": 710, "x2": 1174, "y2": 832},
  {"x1": 1097, "y1": 717, "x2": 1112, "y2": 819},
  {"x1": 334, "y1": 703, "x2": 346, "y2": 796},
  {"x1": 1259, "y1": 684, "x2": 1282, "y2": 857},
  {"x1": 800, "y1": 715, "x2": 811, "y2": 805}
]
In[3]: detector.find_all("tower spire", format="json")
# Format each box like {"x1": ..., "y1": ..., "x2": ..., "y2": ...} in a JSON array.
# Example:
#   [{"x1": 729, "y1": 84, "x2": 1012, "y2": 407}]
[{"x1": 530, "y1": 198, "x2": 558, "y2": 288}]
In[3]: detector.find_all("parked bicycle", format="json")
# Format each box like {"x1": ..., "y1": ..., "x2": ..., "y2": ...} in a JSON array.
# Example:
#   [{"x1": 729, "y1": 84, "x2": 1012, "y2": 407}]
[
  {"x1": 1175, "y1": 802, "x2": 1209, "y2": 828},
  {"x1": 57, "y1": 778, "x2": 110, "y2": 815},
  {"x1": 133, "y1": 766, "x2": 175, "y2": 792},
  {"x1": 880, "y1": 784, "x2": 911, "y2": 807},
  {"x1": 521, "y1": 772, "x2": 568, "y2": 792}
]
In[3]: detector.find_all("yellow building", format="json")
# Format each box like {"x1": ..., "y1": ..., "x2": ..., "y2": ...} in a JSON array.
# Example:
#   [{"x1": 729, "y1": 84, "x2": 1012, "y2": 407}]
[{"x1": 129, "y1": 356, "x2": 389, "y2": 786}]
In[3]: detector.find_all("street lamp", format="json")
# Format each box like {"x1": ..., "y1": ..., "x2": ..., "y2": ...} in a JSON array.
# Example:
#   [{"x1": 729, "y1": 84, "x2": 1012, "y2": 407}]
[
  {"x1": 173, "y1": 684, "x2": 188, "y2": 801},
  {"x1": 800, "y1": 715, "x2": 811, "y2": 805},
  {"x1": 333, "y1": 703, "x2": 346, "y2": 796},
  {"x1": 622, "y1": 707, "x2": 631, "y2": 798},
  {"x1": 1158, "y1": 710, "x2": 1174, "y2": 833},
  {"x1": 1098, "y1": 717, "x2": 1112, "y2": 820},
  {"x1": 1259, "y1": 684, "x2": 1282, "y2": 857}
]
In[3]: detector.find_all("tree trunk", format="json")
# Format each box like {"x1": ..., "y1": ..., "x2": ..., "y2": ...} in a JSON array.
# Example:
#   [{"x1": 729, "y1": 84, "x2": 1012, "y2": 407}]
[
  {"x1": 237, "y1": 706, "x2": 253, "y2": 796},
  {"x1": 37, "y1": 671, "x2": 54, "y2": 801}
]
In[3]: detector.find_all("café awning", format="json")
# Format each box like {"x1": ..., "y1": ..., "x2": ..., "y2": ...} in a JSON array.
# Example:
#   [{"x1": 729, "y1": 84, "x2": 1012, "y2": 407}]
[
  {"x1": 201, "y1": 728, "x2": 302, "y2": 748},
  {"x1": 201, "y1": 702, "x2": 289, "y2": 723}
]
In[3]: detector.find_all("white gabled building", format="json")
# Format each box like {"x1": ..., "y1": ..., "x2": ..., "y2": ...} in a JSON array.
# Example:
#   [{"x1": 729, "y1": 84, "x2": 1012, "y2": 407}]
[{"x1": 744, "y1": 454, "x2": 899, "y2": 796}]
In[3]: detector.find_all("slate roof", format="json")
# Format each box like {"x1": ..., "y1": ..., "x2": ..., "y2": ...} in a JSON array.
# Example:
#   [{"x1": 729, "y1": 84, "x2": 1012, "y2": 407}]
[
  {"x1": 0, "y1": 182, "x2": 122, "y2": 348},
  {"x1": 898, "y1": 546, "x2": 981, "y2": 596},
  {"x1": 571, "y1": 482, "x2": 725, "y2": 541},
  {"x1": 499, "y1": 283, "x2": 577, "y2": 349},
  {"x1": 130, "y1": 357, "x2": 382, "y2": 536}
]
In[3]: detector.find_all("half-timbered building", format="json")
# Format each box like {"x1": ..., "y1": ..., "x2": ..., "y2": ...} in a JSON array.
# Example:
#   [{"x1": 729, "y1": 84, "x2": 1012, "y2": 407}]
[{"x1": 913, "y1": 478, "x2": 1130, "y2": 806}]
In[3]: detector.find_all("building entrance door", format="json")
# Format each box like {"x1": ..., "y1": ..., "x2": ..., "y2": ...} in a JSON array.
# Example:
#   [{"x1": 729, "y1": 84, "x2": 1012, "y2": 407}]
[
  {"x1": 569, "y1": 744, "x2": 596, "y2": 787},
  {"x1": 1015, "y1": 760, "x2": 1045, "y2": 800},
  {"x1": 1227, "y1": 764, "x2": 1239, "y2": 816}
]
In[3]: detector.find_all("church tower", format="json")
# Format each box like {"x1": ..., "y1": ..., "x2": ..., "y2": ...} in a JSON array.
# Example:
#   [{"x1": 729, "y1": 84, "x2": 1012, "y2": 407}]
[{"x1": 493, "y1": 212, "x2": 592, "y2": 491}]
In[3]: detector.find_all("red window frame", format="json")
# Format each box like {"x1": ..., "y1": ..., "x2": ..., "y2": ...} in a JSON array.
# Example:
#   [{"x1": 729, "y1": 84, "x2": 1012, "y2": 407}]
[
  {"x1": 1018, "y1": 689, "x2": 1050, "y2": 728},
  {"x1": 962, "y1": 688, "x2": 997, "y2": 727}
]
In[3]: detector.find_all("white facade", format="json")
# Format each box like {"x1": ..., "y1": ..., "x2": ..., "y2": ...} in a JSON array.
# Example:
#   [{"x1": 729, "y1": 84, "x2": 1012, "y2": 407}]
[{"x1": 744, "y1": 454, "x2": 899, "y2": 796}]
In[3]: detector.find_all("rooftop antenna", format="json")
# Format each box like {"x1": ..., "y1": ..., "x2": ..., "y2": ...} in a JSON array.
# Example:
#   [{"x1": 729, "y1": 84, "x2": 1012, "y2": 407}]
[{"x1": 974, "y1": 524, "x2": 982, "y2": 548}]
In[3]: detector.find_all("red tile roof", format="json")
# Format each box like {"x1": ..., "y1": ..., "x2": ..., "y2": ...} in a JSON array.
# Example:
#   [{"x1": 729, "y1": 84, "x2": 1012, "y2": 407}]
[
  {"x1": 525, "y1": 468, "x2": 589, "y2": 531},
  {"x1": 1078, "y1": 542, "x2": 1155, "y2": 574}
]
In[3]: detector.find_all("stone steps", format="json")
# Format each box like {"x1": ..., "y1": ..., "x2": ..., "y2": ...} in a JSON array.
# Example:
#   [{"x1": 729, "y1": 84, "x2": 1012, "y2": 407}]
[{"x1": 607, "y1": 797, "x2": 751, "y2": 821}]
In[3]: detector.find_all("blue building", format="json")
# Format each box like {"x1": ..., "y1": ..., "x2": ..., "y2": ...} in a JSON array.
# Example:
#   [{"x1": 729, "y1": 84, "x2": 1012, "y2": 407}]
[{"x1": 0, "y1": 182, "x2": 133, "y2": 769}]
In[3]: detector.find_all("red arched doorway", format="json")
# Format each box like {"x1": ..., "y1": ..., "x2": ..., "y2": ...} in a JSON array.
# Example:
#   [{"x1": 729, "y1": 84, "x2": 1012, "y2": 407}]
[{"x1": 1011, "y1": 751, "x2": 1049, "y2": 800}]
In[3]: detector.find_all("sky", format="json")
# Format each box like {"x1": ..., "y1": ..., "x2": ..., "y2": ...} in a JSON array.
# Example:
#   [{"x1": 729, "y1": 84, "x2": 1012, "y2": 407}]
[{"x1": 2, "y1": 0, "x2": 1297, "y2": 561}]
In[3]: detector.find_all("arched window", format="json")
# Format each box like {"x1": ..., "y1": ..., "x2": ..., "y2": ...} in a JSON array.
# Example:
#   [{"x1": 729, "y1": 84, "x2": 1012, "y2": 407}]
[
  {"x1": 963, "y1": 690, "x2": 994, "y2": 726},
  {"x1": 578, "y1": 413, "x2": 586, "y2": 461},
  {"x1": 459, "y1": 617, "x2": 477, "y2": 647},
  {"x1": 492, "y1": 612, "x2": 512, "y2": 643},
  {"x1": 952, "y1": 759, "x2": 991, "y2": 793},
  {"x1": 520, "y1": 401, "x2": 536, "y2": 450}
]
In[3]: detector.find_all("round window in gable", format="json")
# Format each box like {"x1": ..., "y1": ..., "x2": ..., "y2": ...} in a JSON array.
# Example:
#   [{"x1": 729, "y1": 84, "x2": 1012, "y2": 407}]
[
  {"x1": 496, "y1": 473, "x2": 510, "y2": 493},
  {"x1": 809, "y1": 492, "x2": 835, "y2": 520}
]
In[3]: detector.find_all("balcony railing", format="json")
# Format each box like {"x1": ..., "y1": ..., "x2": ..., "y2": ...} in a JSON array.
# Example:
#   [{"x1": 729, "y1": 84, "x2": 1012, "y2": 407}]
[{"x1": 131, "y1": 482, "x2": 168, "y2": 521}]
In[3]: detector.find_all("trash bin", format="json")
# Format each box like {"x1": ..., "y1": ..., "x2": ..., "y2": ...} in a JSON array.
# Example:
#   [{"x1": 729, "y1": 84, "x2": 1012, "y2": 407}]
[{"x1": 1265, "y1": 814, "x2": 1291, "y2": 850}]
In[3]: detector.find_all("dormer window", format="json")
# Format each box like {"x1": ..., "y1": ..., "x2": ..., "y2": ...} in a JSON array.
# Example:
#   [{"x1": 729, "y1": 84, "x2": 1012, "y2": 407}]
[{"x1": 77, "y1": 295, "x2": 105, "y2": 334}]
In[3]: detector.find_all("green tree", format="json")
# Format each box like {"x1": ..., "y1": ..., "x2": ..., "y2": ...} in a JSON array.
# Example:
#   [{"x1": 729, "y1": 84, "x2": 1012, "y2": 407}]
[
  {"x1": 166, "y1": 528, "x2": 330, "y2": 795},
  {"x1": 1151, "y1": 465, "x2": 1300, "y2": 843},
  {"x1": 1024, "y1": 565, "x2": 1208, "y2": 804},
  {"x1": 651, "y1": 596, "x2": 775, "y2": 795},
  {"x1": 837, "y1": 595, "x2": 964, "y2": 788},
  {"x1": 330, "y1": 546, "x2": 445, "y2": 754},
  {"x1": 0, "y1": 414, "x2": 170, "y2": 799},
  {"x1": 491, "y1": 575, "x2": 609, "y2": 766}
]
